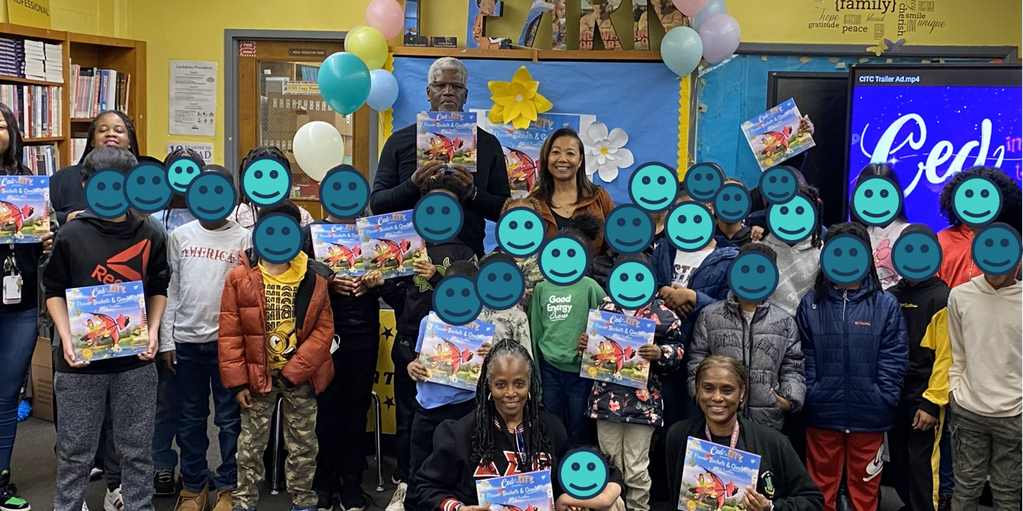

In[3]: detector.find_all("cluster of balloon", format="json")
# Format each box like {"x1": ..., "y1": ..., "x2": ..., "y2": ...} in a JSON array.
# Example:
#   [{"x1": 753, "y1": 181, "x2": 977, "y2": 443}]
[
  {"x1": 298, "y1": 0, "x2": 402, "y2": 182},
  {"x1": 660, "y1": 0, "x2": 741, "y2": 77}
]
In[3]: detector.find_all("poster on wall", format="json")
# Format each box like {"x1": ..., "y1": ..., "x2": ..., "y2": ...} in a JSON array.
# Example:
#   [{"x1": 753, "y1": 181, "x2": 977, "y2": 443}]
[
  {"x1": 169, "y1": 60, "x2": 217, "y2": 136},
  {"x1": 166, "y1": 142, "x2": 214, "y2": 164}
]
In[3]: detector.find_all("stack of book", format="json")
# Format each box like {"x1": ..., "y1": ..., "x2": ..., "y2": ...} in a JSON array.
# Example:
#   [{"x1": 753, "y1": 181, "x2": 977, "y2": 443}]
[
  {"x1": 71, "y1": 138, "x2": 88, "y2": 164},
  {"x1": 23, "y1": 144, "x2": 60, "y2": 176},
  {"x1": 23, "y1": 40, "x2": 45, "y2": 81},
  {"x1": 44, "y1": 43, "x2": 63, "y2": 82},
  {"x1": 0, "y1": 37, "x2": 25, "y2": 78},
  {"x1": 70, "y1": 65, "x2": 131, "y2": 119},
  {"x1": 0, "y1": 84, "x2": 63, "y2": 138}
]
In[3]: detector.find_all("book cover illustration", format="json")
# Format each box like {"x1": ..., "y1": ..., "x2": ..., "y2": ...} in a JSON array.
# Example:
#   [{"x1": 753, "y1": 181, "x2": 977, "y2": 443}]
[
  {"x1": 0, "y1": 175, "x2": 49, "y2": 243},
  {"x1": 476, "y1": 470, "x2": 555, "y2": 511},
  {"x1": 310, "y1": 223, "x2": 365, "y2": 276},
  {"x1": 417, "y1": 111, "x2": 479, "y2": 173},
  {"x1": 478, "y1": 113, "x2": 580, "y2": 198},
  {"x1": 579, "y1": 0, "x2": 623, "y2": 50},
  {"x1": 65, "y1": 281, "x2": 149, "y2": 363},
  {"x1": 580, "y1": 309, "x2": 655, "y2": 389},
  {"x1": 552, "y1": 0, "x2": 568, "y2": 50},
  {"x1": 467, "y1": 0, "x2": 512, "y2": 49},
  {"x1": 418, "y1": 312, "x2": 495, "y2": 391},
  {"x1": 678, "y1": 436, "x2": 762, "y2": 511},
  {"x1": 741, "y1": 98, "x2": 816, "y2": 171},
  {"x1": 357, "y1": 211, "x2": 426, "y2": 280},
  {"x1": 519, "y1": 0, "x2": 555, "y2": 47}
]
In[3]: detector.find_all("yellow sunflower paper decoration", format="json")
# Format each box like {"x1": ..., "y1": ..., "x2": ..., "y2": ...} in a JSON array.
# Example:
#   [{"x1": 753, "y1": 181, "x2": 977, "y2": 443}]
[{"x1": 487, "y1": 66, "x2": 553, "y2": 130}]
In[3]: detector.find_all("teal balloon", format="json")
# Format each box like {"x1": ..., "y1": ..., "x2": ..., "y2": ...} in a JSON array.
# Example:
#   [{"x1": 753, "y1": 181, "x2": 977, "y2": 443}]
[
  {"x1": 367, "y1": 69, "x2": 399, "y2": 111},
  {"x1": 692, "y1": 0, "x2": 727, "y2": 31},
  {"x1": 661, "y1": 26, "x2": 703, "y2": 77},
  {"x1": 318, "y1": 52, "x2": 371, "y2": 115}
]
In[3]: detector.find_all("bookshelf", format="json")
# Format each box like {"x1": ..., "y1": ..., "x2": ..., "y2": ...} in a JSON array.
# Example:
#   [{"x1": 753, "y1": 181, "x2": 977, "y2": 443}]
[{"x1": 0, "y1": 23, "x2": 146, "y2": 173}]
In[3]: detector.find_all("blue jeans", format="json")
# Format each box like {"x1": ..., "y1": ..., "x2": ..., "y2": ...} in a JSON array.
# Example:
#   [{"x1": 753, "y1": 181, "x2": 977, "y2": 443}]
[
  {"x1": 153, "y1": 356, "x2": 181, "y2": 471},
  {"x1": 176, "y1": 342, "x2": 240, "y2": 492},
  {"x1": 0, "y1": 308, "x2": 37, "y2": 471},
  {"x1": 539, "y1": 360, "x2": 592, "y2": 446}
]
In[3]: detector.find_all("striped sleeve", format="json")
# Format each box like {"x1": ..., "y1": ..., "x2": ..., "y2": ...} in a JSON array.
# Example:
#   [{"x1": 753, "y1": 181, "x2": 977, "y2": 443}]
[{"x1": 441, "y1": 498, "x2": 463, "y2": 511}]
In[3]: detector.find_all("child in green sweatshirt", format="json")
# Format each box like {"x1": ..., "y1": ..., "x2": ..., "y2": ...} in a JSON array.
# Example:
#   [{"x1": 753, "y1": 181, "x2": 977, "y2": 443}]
[{"x1": 528, "y1": 215, "x2": 606, "y2": 446}]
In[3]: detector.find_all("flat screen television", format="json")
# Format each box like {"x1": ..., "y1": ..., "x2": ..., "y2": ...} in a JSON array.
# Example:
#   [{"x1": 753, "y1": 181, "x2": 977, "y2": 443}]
[{"x1": 847, "y1": 64, "x2": 1022, "y2": 232}]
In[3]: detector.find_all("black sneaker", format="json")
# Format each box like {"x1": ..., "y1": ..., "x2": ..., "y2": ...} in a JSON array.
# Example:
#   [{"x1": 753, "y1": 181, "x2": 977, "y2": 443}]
[
  {"x1": 0, "y1": 469, "x2": 30, "y2": 511},
  {"x1": 316, "y1": 489, "x2": 336, "y2": 511},
  {"x1": 340, "y1": 483, "x2": 366, "y2": 511},
  {"x1": 153, "y1": 469, "x2": 175, "y2": 497}
]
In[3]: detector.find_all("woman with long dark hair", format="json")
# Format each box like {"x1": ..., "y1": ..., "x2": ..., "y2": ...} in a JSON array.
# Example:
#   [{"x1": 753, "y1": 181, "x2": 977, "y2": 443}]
[
  {"x1": 0, "y1": 102, "x2": 53, "y2": 511},
  {"x1": 413, "y1": 339, "x2": 623, "y2": 511},
  {"x1": 852, "y1": 163, "x2": 910, "y2": 289},
  {"x1": 529, "y1": 128, "x2": 614, "y2": 255}
]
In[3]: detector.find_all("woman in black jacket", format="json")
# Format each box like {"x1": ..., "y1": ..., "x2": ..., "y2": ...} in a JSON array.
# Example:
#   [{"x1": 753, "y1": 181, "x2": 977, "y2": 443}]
[
  {"x1": 667, "y1": 356, "x2": 824, "y2": 511},
  {"x1": 413, "y1": 339, "x2": 623, "y2": 511}
]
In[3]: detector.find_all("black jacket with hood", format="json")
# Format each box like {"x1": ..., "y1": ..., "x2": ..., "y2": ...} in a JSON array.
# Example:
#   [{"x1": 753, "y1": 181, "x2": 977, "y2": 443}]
[{"x1": 887, "y1": 276, "x2": 950, "y2": 417}]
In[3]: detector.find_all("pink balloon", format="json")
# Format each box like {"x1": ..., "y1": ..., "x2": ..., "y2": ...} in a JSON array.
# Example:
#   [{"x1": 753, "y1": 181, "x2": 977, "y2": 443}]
[
  {"x1": 365, "y1": 0, "x2": 404, "y2": 40},
  {"x1": 699, "y1": 13, "x2": 741, "y2": 64},
  {"x1": 671, "y1": 0, "x2": 708, "y2": 16}
]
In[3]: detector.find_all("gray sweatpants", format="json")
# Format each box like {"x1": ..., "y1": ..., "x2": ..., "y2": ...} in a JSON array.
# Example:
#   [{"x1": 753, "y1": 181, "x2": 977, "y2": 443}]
[
  {"x1": 948, "y1": 395, "x2": 1022, "y2": 511},
  {"x1": 53, "y1": 364, "x2": 158, "y2": 511}
]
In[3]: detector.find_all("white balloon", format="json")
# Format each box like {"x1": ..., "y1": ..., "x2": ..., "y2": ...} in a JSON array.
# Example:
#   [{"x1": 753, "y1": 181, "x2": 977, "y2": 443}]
[{"x1": 293, "y1": 121, "x2": 345, "y2": 182}]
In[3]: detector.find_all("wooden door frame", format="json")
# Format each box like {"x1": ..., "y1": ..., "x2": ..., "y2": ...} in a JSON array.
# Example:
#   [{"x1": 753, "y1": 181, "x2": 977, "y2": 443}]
[{"x1": 223, "y1": 29, "x2": 380, "y2": 182}]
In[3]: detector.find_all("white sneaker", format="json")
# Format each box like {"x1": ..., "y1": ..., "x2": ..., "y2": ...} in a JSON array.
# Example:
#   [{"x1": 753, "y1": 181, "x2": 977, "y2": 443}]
[
  {"x1": 82, "y1": 503, "x2": 90, "y2": 511},
  {"x1": 103, "y1": 487, "x2": 123, "y2": 511},
  {"x1": 384, "y1": 483, "x2": 406, "y2": 511}
]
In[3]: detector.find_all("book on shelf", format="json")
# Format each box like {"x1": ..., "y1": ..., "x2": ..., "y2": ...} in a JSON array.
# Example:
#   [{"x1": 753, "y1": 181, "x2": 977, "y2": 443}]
[
  {"x1": 71, "y1": 64, "x2": 131, "y2": 119},
  {"x1": 71, "y1": 139, "x2": 87, "y2": 165},
  {"x1": 0, "y1": 84, "x2": 63, "y2": 138},
  {"x1": 44, "y1": 43, "x2": 63, "y2": 82},
  {"x1": 0, "y1": 37, "x2": 62, "y2": 82},
  {"x1": 22, "y1": 145, "x2": 59, "y2": 176}
]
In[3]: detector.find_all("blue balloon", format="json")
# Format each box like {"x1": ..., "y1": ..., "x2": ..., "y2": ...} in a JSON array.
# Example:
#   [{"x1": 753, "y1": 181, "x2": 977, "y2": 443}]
[
  {"x1": 692, "y1": 0, "x2": 727, "y2": 31},
  {"x1": 661, "y1": 26, "x2": 704, "y2": 77},
  {"x1": 367, "y1": 69, "x2": 399, "y2": 111},
  {"x1": 318, "y1": 52, "x2": 371, "y2": 115}
]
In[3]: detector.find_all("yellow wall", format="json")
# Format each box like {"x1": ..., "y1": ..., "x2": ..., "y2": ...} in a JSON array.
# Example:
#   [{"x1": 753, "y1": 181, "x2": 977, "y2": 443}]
[{"x1": 0, "y1": 0, "x2": 128, "y2": 37}]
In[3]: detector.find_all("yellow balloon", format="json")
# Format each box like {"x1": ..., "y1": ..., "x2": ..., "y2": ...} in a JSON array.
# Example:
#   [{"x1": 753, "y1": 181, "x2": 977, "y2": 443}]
[{"x1": 344, "y1": 26, "x2": 388, "y2": 71}]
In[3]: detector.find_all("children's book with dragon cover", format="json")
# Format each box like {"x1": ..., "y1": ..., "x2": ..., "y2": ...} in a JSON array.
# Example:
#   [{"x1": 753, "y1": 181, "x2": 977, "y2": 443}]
[
  {"x1": 417, "y1": 312, "x2": 494, "y2": 391},
  {"x1": 477, "y1": 112, "x2": 580, "y2": 199},
  {"x1": 310, "y1": 223, "x2": 365, "y2": 276},
  {"x1": 678, "y1": 436, "x2": 761, "y2": 511},
  {"x1": 476, "y1": 470, "x2": 554, "y2": 511},
  {"x1": 0, "y1": 175, "x2": 49, "y2": 243},
  {"x1": 741, "y1": 98, "x2": 816, "y2": 171},
  {"x1": 357, "y1": 210, "x2": 426, "y2": 279},
  {"x1": 66, "y1": 281, "x2": 149, "y2": 363},
  {"x1": 579, "y1": 309, "x2": 655, "y2": 390},
  {"x1": 417, "y1": 111, "x2": 478, "y2": 173}
]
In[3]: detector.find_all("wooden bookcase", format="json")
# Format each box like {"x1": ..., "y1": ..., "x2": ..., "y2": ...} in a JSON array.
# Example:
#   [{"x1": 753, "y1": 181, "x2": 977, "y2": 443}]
[{"x1": 0, "y1": 22, "x2": 146, "y2": 169}]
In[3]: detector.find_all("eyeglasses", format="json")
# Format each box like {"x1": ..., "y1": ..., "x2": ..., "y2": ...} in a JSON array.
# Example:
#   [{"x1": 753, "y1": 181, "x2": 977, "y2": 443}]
[{"x1": 429, "y1": 81, "x2": 467, "y2": 92}]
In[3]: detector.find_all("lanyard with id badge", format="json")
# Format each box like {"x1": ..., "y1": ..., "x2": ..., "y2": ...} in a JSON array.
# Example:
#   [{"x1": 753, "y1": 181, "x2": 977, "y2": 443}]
[{"x1": 3, "y1": 246, "x2": 22, "y2": 305}]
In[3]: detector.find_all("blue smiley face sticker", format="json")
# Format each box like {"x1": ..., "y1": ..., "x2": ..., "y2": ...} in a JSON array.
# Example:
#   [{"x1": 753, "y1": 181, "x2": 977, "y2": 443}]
[
  {"x1": 166, "y1": 156, "x2": 203, "y2": 195},
  {"x1": 628, "y1": 162, "x2": 679, "y2": 213},
  {"x1": 538, "y1": 235, "x2": 590, "y2": 286},
  {"x1": 971, "y1": 223, "x2": 1022, "y2": 276},
  {"x1": 604, "y1": 205, "x2": 654, "y2": 255},
  {"x1": 320, "y1": 165, "x2": 370, "y2": 219},
  {"x1": 953, "y1": 175, "x2": 1003, "y2": 228},
  {"x1": 607, "y1": 260, "x2": 656, "y2": 310},
  {"x1": 252, "y1": 213, "x2": 302, "y2": 264},
  {"x1": 758, "y1": 166, "x2": 800, "y2": 204},
  {"x1": 557, "y1": 448, "x2": 610, "y2": 500},
  {"x1": 475, "y1": 259, "x2": 525, "y2": 311},
  {"x1": 851, "y1": 175, "x2": 904, "y2": 227},
  {"x1": 85, "y1": 168, "x2": 129, "y2": 219},
  {"x1": 433, "y1": 275, "x2": 483, "y2": 326},
  {"x1": 125, "y1": 162, "x2": 172, "y2": 214},
  {"x1": 241, "y1": 157, "x2": 292, "y2": 207},
  {"x1": 713, "y1": 182, "x2": 752, "y2": 224},
  {"x1": 496, "y1": 207, "x2": 545, "y2": 257},
  {"x1": 766, "y1": 194, "x2": 817, "y2": 244},
  {"x1": 666, "y1": 201, "x2": 715, "y2": 252},
  {"x1": 185, "y1": 173, "x2": 237, "y2": 223},
  {"x1": 682, "y1": 162, "x2": 725, "y2": 203},
  {"x1": 727, "y1": 250, "x2": 779, "y2": 302},
  {"x1": 891, "y1": 228, "x2": 943, "y2": 282},
  {"x1": 821, "y1": 234, "x2": 871, "y2": 285},
  {"x1": 413, "y1": 192, "x2": 464, "y2": 244}
]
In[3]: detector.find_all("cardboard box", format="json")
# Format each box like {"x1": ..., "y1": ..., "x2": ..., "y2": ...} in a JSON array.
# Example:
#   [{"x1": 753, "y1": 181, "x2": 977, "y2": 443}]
[{"x1": 31, "y1": 337, "x2": 54, "y2": 422}]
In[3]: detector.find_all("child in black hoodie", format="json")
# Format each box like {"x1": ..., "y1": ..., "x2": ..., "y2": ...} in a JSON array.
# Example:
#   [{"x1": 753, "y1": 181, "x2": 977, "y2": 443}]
[{"x1": 43, "y1": 146, "x2": 170, "y2": 511}]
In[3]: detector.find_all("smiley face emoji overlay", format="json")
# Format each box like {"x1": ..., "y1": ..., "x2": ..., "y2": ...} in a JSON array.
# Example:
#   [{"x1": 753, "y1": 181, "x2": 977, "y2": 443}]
[
  {"x1": 850, "y1": 175, "x2": 904, "y2": 227},
  {"x1": 727, "y1": 249, "x2": 779, "y2": 303},
  {"x1": 433, "y1": 274, "x2": 483, "y2": 326},
  {"x1": 629, "y1": 162, "x2": 679, "y2": 213},
  {"x1": 820, "y1": 234, "x2": 871, "y2": 286},
  {"x1": 252, "y1": 213, "x2": 303, "y2": 264},
  {"x1": 607, "y1": 259, "x2": 656, "y2": 310},
  {"x1": 557, "y1": 448, "x2": 610, "y2": 500},
  {"x1": 414, "y1": 192, "x2": 464, "y2": 244},
  {"x1": 971, "y1": 222, "x2": 1022, "y2": 277},
  {"x1": 953, "y1": 175, "x2": 1003, "y2": 228},
  {"x1": 125, "y1": 162, "x2": 173, "y2": 214},
  {"x1": 890, "y1": 227, "x2": 943, "y2": 282},
  {"x1": 241, "y1": 156, "x2": 292, "y2": 207},
  {"x1": 758, "y1": 166, "x2": 799, "y2": 204},
  {"x1": 319, "y1": 165, "x2": 370, "y2": 219},
  {"x1": 538, "y1": 235, "x2": 590, "y2": 286},
  {"x1": 496, "y1": 207, "x2": 545, "y2": 258},
  {"x1": 475, "y1": 259, "x2": 525, "y2": 311},
  {"x1": 166, "y1": 156, "x2": 203, "y2": 195},
  {"x1": 604, "y1": 205, "x2": 654, "y2": 256},
  {"x1": 766, "y1": 194, "x2": 817, "y2": 245},
  {"x1": 85, "y1": 168, "x2": 130, "y2": 219},
  {"x1": 666, "y1": 201, "x2": 715, "y2": 252}
]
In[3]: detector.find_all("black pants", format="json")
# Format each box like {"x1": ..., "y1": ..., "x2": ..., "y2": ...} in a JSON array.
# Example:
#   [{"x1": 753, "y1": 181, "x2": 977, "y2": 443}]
[
  {"x1": 391, "y1": 336, "x2": 418, "y2": 484},
  {"x1": 406, "y1": 400, "x2": 476, "y2": 508},
  {"x1": 889, "y1": 399, "x2": 942, "y2": 511},
  {"x1": 314, "y1": 339, "x2": 379, "y2": 491}
]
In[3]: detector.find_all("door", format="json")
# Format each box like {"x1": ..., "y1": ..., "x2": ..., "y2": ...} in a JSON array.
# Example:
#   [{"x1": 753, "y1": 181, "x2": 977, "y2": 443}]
[{"x1": 236, "y1": 39, "x2": 371, "y2": 219}]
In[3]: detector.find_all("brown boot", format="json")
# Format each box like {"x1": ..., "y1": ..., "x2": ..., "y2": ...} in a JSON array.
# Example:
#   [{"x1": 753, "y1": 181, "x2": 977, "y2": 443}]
[
  {"x1": 212, "y1": 490, "x2": 233, "y2": 511},
  {"x1": 174, "y1": 487, "x2": 210, "y2": 511}
]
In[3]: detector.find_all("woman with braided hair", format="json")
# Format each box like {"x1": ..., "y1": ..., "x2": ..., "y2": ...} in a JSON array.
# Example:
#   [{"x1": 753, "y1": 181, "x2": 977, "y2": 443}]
[{"x1": 412, "y1": 339, "x2": 623, "y2": 511}]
